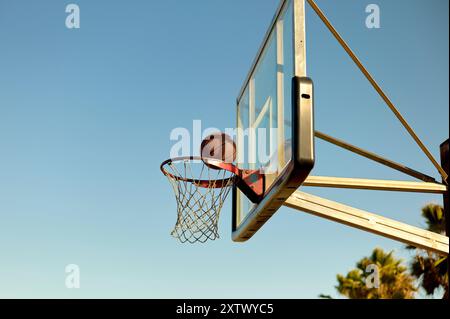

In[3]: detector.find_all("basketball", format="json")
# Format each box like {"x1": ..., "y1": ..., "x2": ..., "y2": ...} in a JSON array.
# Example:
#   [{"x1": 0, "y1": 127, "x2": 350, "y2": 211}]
[{"x1": 200, "y1": 133, "x2": 236, "y2": 166}]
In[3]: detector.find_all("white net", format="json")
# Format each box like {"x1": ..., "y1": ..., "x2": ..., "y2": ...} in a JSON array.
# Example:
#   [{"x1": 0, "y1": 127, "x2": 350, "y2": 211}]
[{"x1": 162, "y1": 157, "x2": 235, "y2": 243}]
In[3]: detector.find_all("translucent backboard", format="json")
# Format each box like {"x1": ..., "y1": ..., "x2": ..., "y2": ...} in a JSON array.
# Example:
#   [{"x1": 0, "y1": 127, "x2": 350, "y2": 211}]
[{"x1": 232, "y1": 0, "x2": 314, "y2": 241}]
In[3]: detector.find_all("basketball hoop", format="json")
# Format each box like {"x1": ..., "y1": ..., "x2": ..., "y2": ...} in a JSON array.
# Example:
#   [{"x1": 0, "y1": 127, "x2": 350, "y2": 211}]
[
  {"x1": 160, "y1": 133, "x2": 264, "y2": 243},
  {"x1": 160, "y1": 156, "x2": 235, "y2": 243}
]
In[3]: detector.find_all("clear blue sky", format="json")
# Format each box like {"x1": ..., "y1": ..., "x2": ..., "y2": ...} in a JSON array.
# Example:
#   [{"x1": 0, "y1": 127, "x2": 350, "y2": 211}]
[{"x1": 0, "y1": 0, "x2": 448, "y2": 298}]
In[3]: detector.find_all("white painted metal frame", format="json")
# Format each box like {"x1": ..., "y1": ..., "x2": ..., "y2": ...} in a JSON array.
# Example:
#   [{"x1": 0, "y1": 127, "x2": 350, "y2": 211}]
[
  {"x1": 306, "y1": 0, "x2": 447, "y2": 182},
  {"x1": 282, "y1": 0, "x2": 449, "y2": 255},
  {"x1": 285, "y1": 191, "x2": 449, "y2": 255}
]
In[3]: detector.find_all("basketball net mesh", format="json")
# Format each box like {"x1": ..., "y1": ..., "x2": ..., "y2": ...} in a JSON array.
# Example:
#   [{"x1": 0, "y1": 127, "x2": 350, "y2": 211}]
[{"x1": 164, "y1": 159, "x2": 234, "y2": 243}]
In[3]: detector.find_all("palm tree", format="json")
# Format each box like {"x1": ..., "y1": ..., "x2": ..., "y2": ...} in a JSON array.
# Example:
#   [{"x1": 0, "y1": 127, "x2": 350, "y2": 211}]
[
  {"x1": 409, "y1": 204, "x2": 448, "y2": 298},
  {"x1": 335, "y1": 248, "x2": 416, "y2": 299}
]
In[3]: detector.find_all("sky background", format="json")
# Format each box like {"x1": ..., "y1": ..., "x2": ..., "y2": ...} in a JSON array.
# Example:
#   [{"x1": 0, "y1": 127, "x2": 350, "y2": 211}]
[{"x1": 0, "y1": 0, "x2": 448, "y2": 298}]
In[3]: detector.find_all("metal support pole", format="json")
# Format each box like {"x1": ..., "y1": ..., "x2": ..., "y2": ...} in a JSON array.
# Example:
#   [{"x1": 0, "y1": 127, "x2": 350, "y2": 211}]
[{"x1": 440, "y1": 139, "x2": 449, "y2": 299}]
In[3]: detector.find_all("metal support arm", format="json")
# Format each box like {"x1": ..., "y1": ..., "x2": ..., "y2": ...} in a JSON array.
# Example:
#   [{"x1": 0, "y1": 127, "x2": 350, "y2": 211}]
[
  {"x1": 303, "y1": 176, "x2": 447, "y2": 194},
  {"x1": 284, "y1": 191, "x2": 449, "y2": 255}
]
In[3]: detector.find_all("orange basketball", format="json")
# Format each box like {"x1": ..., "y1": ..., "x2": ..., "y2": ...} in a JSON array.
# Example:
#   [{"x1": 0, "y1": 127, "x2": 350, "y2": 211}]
[{"x1": 200, "y1": 133, "x2": 236, "y2": 166}]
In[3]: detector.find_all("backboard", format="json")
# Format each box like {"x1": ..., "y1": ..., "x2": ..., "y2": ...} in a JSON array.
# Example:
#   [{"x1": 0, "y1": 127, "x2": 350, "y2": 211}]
[{"x1": 232, "y1": 0, "x2": 315, "y2": 241}]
